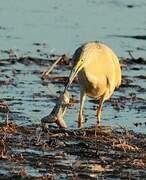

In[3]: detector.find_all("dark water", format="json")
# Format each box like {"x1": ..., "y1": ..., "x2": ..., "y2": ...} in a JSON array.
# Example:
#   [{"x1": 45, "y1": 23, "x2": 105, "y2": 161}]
[{"x1": 0, "y1": 1, "x2": 146, "y2": 131}]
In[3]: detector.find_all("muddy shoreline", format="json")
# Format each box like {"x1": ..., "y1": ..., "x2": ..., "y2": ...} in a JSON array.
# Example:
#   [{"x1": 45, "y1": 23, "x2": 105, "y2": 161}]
[
  {"x1": 0, "y1": 122, "x2": 146, "y2": 179},
  {"x1": 0, "y1": 55, "x2": 146, "y2": 178}
]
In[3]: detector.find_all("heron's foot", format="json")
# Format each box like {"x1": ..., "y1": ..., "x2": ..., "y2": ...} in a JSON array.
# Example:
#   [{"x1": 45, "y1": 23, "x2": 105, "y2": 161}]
[{"x1": 95, "y1": 124, "x2": 102, "y2": 136}]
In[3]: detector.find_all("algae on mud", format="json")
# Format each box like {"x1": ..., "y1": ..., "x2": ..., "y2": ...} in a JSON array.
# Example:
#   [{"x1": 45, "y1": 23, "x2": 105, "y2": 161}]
[
  {"x1": 0, "y1": 54, "x2": 146, "y2": 178},
  {"x1": 0, "y1": 122, "x2": 146, "y2": 179}
]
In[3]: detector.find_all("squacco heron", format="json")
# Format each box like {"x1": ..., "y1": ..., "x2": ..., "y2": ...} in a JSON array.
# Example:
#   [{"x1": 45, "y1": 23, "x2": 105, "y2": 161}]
[{"x1": 64, "y1": 42, "x2": 121, "y2": 128}]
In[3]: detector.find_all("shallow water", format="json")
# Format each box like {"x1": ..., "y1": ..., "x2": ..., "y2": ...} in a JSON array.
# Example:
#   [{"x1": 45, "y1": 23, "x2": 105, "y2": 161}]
[
  {"x1": 0, "y1": 55, "x2": 146, "y2": 134},
  {"x1": 0, "y1": 0, "x2": 146, "y2": 57},
  {"x1": 0, "y1": 1, "x2": 146, "y2": 133}
]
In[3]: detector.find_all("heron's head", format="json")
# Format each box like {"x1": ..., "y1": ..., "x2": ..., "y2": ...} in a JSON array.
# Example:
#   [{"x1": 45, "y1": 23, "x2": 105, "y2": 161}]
[
  {"x1": 64, "y1": 45, "x2": 85, "y2": 91},
  {"x1": 64, "y1": 57, "x2": 84, "y2": 91}
]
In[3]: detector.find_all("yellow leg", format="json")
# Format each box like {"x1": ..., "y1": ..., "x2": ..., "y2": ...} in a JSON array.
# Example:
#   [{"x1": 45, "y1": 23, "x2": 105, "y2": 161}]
[
  {"x1": 97, "y1": 110, "x2": 102, "y2": 127},
  {"x1": 96, "y1": 95, "x2": 104, "y2": 127},
  {"x1": 95, "y1": 96, "x2": 104, "y2": 136},
  {"x1": 78, "y1": 91, "x2": 86, "y2": 128}
]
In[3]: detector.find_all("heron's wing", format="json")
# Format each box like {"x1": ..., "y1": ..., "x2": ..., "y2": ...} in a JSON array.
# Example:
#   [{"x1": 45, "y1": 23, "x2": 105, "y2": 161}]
[
  {"x1": 98, "y1": 43, "x2": 121, "y2": 88},
  {"x1": 111, "y1": 54, "x2": 121, "y2": 88}
]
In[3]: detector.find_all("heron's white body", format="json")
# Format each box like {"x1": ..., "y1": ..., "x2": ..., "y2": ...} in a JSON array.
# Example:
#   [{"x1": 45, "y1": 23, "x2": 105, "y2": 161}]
[
  {"x1": 71, "y1": 42, "x2": 121, "y2": 127},
  {"x1": 76, "y1": 42, "x2": 121, "y2": 100}
]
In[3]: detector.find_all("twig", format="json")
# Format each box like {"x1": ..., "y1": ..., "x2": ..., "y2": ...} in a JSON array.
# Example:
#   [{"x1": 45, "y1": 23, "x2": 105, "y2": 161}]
[
  {"x1": 41, "y1": 56, "x2": 63, "y2": 79},
  {"x1": 127, "y1": 50, "x2": 135, "y2": 59}
]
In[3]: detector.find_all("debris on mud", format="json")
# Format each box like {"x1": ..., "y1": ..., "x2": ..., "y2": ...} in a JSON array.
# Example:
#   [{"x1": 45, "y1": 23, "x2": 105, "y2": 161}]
[
  {"x1": 0, "y1": 102, "x2": 10, "y2": 126},
  {"x1": 0, "y1": 54, "x2": 146, "y2": 178},
  {"x1": 41, "y1": 54, "x2": 71, "y2": 80},
  {"x1": 0, "y1": 122, "x2": 146, "y2": 179}
]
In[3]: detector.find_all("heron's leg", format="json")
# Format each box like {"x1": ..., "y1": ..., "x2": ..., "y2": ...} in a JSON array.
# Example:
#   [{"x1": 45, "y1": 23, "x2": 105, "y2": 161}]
[
  {"x1": 96, "y1": 95, "x2": 104, "y2": 126},
  {"x1": 78, "y1": 90, "x2": 86, "y2": 128}
]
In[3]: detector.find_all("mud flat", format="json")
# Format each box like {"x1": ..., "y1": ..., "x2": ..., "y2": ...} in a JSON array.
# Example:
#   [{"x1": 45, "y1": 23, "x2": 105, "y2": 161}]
[
  {"x1": 0, "y1": 122, "x2": 146, "y2": 179},
  {"x1": 0, "y1": 54, "x2": 146, "y2": 179}
]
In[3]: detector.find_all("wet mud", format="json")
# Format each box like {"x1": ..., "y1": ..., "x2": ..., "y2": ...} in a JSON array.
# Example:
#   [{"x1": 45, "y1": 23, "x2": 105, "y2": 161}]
[
  {"x1": 0, "y1": 54, "x2": 146, "y2": 178},
  {"x1": 0, "y1": 122, "x2": 146, "y2": 179}
]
